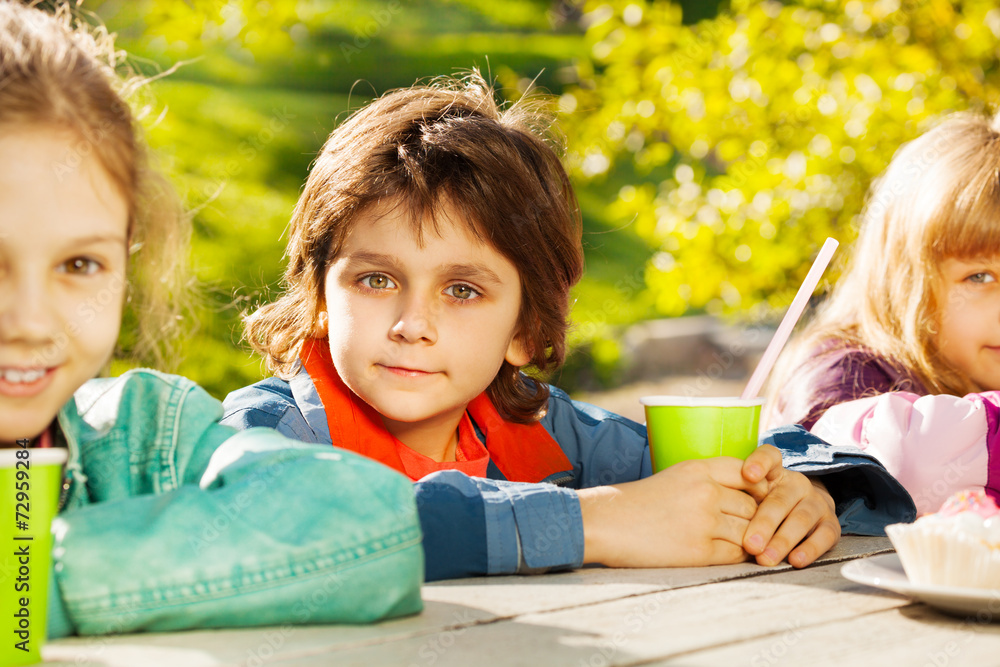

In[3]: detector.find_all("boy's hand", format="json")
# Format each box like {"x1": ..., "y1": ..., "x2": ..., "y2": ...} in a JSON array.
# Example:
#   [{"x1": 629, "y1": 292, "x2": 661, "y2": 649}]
[
  {"x1": 740, "y1": 445, "x2": 841, "y2": 568},
  {"x1": 578, "y1": 457, "x2": 769, "y2": 568}
]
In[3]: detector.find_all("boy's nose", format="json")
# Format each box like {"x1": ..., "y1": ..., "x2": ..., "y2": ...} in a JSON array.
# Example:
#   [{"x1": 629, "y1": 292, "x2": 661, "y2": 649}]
[{"x1": 389, "y1": 295, "x2": 437, "y2": 344}]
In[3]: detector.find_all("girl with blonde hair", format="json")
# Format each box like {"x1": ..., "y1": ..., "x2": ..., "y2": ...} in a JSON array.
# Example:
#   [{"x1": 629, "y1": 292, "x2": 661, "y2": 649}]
[{"x1": 768, "y1": 109, "x2": 1000, "y2": 514}]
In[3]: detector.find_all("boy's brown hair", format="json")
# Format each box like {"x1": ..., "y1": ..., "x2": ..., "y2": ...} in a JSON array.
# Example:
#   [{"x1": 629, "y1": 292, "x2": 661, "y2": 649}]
[{"x1": 244, "y1": 73, "x2": 584, "y2": 423}]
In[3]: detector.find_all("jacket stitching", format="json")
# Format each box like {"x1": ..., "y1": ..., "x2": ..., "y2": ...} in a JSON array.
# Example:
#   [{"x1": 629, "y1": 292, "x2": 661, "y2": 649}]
[{"x1": 65, "y1": 526, "x2": 422, "y2": 616}]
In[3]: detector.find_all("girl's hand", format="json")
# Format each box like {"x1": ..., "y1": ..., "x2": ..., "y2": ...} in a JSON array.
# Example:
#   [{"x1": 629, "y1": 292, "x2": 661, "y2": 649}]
[
  {"x1": 740, "y1": 445, "x2": 841, "y2": 568},
  {"x1": 578, "y1": 457, "x2": 769, "y2": 568}
]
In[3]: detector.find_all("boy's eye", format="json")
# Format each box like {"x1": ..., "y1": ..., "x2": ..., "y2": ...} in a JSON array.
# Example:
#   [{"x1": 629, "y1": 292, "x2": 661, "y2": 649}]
[
  {"x1": 59, "y1": 257, "x2": 101, "y2": 275},
  {"x1": 361, "y1": 274, "x2": 396, "y2": 290},
  {"x1": 445, "y1": 284, "x2": 481, "y2": 300},
  {"x1": 966, "y1": 272, "x2": 996, "y2": 284}
]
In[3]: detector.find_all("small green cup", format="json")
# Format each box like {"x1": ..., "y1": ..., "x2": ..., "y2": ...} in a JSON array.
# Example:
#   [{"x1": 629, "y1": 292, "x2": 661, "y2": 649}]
[
  {"x1": 0, "y1": 447, "x2": 68, "y2": 667},
  {"x1": 640, "y1": 396, "x2": 764, "y2": 473}
]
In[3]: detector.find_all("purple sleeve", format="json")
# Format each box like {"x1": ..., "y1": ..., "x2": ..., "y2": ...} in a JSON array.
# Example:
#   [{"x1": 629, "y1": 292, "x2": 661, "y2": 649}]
[{"x1": 774, "y1": 345, "x2": 924, "y2": 430}]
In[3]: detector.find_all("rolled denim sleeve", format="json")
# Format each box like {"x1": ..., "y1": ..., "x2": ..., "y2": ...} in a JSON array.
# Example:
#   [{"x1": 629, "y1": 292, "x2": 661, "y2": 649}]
[
  {"x1": 763, "y1": 425, "x2": 917, "y2": 534},
  {"x1": 416, "y1": 471, "x2": 584, "y2": 581}
]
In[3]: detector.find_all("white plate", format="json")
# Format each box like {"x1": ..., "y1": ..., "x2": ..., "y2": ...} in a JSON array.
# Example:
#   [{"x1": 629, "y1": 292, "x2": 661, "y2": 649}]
[{"x1": 841, "y1": 553, "x2": 1000, "y2": 620}]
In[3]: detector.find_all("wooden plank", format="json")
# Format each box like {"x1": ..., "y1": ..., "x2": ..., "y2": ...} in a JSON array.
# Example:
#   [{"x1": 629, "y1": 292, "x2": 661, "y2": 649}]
[
  {"x1": 41, "y1": 537, "x2": 893, "y2": 666},
  {"x1": 422, "y1": 536, "x2": 893, "y2": 617},
  {"x1": 275, "y1": 561, "x2": 910, "y2": 666},
  {"x1": 670, "y1": 604, "x2": 1000, "y2": 666},
  {"x1": 41, "y1": 600, "x2": 494, "y2": 667}
]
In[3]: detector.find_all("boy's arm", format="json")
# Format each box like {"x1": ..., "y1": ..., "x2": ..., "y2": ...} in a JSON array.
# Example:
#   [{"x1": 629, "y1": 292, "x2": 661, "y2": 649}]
[
  {"x1": 541, "y1": 390, "x2": 841, "y2": 568},
  {"x1": 415, "y1": 470, "x2": 584, "y2": 580},
  {"x1": 416, "y1": 459, "x2": 770, "y2": 580},
  {"x1": 578, "y1": 458, "x2": 768, "y2": 567}
]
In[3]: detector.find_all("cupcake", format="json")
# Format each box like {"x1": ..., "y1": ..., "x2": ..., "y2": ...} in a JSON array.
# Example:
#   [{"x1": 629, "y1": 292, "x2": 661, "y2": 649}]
[{"x1": 886, "y1": 489, "x2": 1000, "y2": 589}]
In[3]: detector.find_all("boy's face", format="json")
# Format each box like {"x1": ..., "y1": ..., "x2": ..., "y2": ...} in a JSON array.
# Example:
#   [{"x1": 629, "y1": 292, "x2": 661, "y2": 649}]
[
  {"x1": 319, "y1": 202, "x2": 529, "y2": 450},
  {"x1": 936, "y1": 256, "x2": 1000, "y2": 391},
  {"x1": 0, "y1": 126, "x2": 128, "y2": 447}
]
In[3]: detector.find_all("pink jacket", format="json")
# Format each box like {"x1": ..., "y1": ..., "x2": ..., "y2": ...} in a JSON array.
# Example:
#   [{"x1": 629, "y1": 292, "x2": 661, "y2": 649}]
[{"x1": 811, "y1": 391, "x2": 1000, "y2": 514}]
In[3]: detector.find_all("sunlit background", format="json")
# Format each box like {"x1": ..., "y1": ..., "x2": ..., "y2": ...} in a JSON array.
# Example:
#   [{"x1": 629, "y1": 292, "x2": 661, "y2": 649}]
[{"x1": 81, "y1": 0, "x2": 1000, "y2": 405}]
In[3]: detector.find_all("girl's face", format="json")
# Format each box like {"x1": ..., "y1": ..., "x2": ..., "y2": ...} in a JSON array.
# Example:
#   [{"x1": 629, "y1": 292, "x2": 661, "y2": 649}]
[
  {"x1": 318, "y1": 202, "x2": 530, "y2": 456},
  {"x1": 0, "y1": 126, "x2": 128, "y2": 447},
  {"x1": 936, "y1": 256, "x2": 1000, "y2": 391}
]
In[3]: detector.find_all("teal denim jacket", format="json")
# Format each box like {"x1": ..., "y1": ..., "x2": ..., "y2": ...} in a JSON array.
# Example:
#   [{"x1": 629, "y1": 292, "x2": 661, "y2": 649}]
[{"x1": 46, "y1": 369, "x2": 423, "y2": 637}]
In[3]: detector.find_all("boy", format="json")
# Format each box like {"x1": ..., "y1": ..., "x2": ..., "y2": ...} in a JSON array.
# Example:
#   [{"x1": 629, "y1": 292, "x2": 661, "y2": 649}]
[{"x1": 224, "y1": 75, "x2": 914, "y2": 579}]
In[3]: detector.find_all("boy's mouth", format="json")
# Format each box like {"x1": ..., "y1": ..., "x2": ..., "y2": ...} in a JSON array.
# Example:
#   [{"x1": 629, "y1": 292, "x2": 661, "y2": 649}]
[{"x1": 379, "y1": 364, "x2": 437, "y2": 378}]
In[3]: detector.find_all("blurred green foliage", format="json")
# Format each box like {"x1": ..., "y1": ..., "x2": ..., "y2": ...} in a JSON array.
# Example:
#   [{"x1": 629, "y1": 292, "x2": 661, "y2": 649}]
[
  {"x1": 90, "y1": 0, "x2": 655, "y2": 397},
  {"x1": 565, "y1": 0, "x2": 1000, "y2": 324},
  {"x1": 94, "y1": 0, "x2": 1000, "y2": 398}
]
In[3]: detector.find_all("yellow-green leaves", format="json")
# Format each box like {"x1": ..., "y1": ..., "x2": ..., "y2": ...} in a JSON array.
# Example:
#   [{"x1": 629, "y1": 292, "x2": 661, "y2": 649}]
[{"x1": 566, "y1": 0, "x2": 999, "y2": 318}]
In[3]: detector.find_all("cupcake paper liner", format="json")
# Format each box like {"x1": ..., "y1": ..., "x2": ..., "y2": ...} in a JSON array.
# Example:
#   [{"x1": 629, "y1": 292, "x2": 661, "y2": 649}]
[{"x1": 887, "y1": 522, "x2": 1000, "y2": 589}]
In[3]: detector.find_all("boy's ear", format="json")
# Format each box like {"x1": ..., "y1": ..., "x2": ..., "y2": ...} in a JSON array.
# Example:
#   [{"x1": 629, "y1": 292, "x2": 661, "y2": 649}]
[
  {"x1": 504, "y1": 335, "x2": 532, "y2": 367},
  {"x1": 312, "y1": 310, "x2": 329, "y2": 338}
]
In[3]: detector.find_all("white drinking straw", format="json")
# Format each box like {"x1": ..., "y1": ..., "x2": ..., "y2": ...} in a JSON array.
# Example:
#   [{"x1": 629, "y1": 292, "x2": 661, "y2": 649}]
[{"x1": 740, "y1": 237, "x2": 839, "y2": 400}]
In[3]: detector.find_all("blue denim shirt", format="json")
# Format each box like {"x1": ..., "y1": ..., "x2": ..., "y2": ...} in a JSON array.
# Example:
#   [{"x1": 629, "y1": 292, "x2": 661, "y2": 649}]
[
  {"x1": 223, "y1": 369, "x2": 915, "y2": 581},
  {"x1": 47, "y1": 369, "x2": 423, "y2": 636}
]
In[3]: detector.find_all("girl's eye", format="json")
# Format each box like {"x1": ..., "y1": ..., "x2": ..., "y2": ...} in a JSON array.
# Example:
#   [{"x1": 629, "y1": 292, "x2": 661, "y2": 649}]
[
  {"x1": 59, "y1": 257, "x2": 101, "y2": 275},
  {"x1": 445, "y1": 284, "x2": 481, "y2": 301},
  {"x1": 360, "y1": 274, "x2": 396, "y2": 290},
  {"x1": 966, "y1": 272, "x2": 996, "y2": 284}
]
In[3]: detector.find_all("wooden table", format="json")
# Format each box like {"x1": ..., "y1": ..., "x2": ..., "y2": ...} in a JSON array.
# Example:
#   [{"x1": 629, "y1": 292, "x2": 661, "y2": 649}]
[{"x1": 41, "y1": 537, "x2": 1000, "y2": 666}]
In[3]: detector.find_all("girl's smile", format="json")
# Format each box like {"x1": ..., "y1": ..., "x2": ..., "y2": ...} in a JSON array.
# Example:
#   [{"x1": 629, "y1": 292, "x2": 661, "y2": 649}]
[{"x1": 0, "y1": 366, "x2": 56, "y2": 398}]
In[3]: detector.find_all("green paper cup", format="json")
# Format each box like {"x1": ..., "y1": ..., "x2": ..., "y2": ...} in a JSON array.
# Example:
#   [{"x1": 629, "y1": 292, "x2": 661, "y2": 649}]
[
  {"x1": 0, "y1": 447, "x2": 68, "y2": 667},
  {"x1": 640, "y1": 396, "x2": 764, "y2": 473}
]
